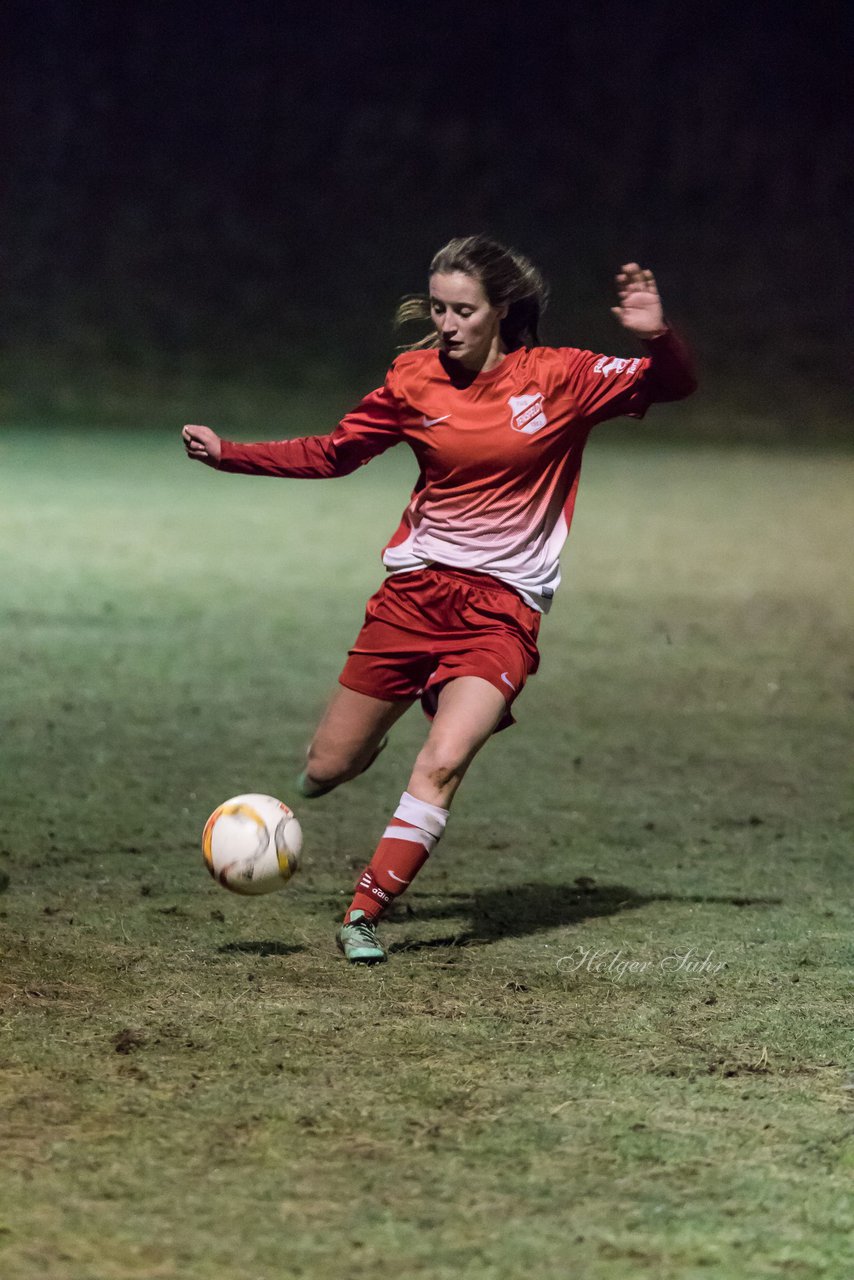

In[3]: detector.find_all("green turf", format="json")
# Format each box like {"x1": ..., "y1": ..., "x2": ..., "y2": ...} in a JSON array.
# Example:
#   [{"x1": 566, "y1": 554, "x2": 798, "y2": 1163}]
[{"x1": 1, "y1": 428, "x2": 852, "y2": 1279}]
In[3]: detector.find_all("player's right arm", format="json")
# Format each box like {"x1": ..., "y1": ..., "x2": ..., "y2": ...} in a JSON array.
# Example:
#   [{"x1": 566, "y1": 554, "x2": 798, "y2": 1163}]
[{"x1": 182, "y1": 375, "x2": 404, "y2": 479}]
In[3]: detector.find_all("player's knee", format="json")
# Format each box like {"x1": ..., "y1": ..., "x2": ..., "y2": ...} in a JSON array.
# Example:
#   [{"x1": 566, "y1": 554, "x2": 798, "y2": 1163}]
[
  {"x1": 304, "y1": 741, "x2": 356, "y2": 788},
  {"x1": 412, "y1": 740, "x2": 468, "y2": 792}
]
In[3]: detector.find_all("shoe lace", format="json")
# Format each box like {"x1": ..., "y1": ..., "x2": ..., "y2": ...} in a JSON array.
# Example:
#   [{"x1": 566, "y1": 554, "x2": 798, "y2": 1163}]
[{"x1": 348, "y1": 916, "x2": 378, "y2": 945}]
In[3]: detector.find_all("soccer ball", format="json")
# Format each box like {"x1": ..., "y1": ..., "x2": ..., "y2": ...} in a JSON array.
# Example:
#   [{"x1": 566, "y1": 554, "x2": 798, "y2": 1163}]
[{"x1": 202, "y1": 793, "x2": 302, "y2": 895}]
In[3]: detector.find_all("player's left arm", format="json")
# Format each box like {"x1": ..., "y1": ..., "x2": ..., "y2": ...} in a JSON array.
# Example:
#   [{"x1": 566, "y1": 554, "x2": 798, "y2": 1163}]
[
  {"x1": 611, "y1": 262, "x2": 697, "y2": 401},
  {"x1": 560, "y1": 264, "x2": 697, "y2": 423}
]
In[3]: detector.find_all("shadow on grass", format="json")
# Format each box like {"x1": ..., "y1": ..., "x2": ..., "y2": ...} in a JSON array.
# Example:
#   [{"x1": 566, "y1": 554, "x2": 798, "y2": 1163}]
[
  {"x1": 388, "y1": 881, "x2": 783, "y2": 954},
  {"x1": 218, "y1": 940, "x2": 305, "y2": 956}
]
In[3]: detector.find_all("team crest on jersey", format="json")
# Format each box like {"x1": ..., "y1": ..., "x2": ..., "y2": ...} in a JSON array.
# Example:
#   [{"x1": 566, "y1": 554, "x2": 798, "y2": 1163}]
[
  {"x1": 594, "y1": 355, "x2": 641, "y2": 378},
  {"x1": 508, "y1": 390, "x2": 547, "y2": 434}
]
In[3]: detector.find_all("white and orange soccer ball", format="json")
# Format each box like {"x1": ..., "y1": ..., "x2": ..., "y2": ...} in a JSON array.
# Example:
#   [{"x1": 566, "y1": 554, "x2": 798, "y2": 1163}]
[{"x1": 202, "y1": 793, "x2": 302, "y2": 895}]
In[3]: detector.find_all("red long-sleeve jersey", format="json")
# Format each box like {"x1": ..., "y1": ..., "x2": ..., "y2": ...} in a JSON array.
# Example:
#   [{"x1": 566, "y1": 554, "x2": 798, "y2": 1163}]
[{"x1": 218, "y1": 329, "x2": 696, "y2": 611}]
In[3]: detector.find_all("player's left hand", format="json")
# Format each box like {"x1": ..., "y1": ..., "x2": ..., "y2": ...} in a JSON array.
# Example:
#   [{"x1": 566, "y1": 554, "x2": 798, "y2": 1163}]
[{"x1": 611, "y1": 263, "x2": 668, "y2": 338}]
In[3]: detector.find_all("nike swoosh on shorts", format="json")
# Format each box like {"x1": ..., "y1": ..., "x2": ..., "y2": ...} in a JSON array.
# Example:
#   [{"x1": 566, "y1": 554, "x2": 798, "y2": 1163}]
[{"x1": 422, "y1": 414, "x2": 451, "y2": 427}]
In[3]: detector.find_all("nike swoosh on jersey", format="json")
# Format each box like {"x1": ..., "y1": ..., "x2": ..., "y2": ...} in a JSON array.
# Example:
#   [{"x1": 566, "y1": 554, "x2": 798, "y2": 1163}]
[{"x1": 422, "y1": 414, "x2": 451, "y2": 427}]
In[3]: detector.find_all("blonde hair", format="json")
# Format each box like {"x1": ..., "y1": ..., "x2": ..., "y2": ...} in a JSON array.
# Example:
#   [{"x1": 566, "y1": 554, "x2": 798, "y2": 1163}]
[{"x1": 395, "y1": 234, "x2": 549, "y2": 351}]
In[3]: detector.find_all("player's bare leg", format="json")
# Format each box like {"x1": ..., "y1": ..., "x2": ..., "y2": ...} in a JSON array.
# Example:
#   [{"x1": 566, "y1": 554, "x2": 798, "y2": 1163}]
[
  {"x1": 299, "y1": 685, "x2": 413, "y2": 798},
  {"x1": 338, "y1": 677, "x2": 507, "y2": 961},
  {"x1": 407, "y1": 675, "x2": 507, "y2": 808}
]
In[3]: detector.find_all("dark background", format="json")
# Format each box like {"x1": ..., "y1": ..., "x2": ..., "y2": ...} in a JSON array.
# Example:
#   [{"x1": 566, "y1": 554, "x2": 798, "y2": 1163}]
[{"x1": 4, "y1": 0, "x2": 851, "y2": 436}]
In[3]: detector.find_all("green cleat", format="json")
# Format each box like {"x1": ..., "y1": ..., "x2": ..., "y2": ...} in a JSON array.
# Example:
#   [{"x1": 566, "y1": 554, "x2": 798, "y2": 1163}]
[
  {"x1": 336, "y1": 910, "x2": 387, "y2": 965},
  {"x1": 296, "y1": 770, "x2": 336, "y2": 799}
]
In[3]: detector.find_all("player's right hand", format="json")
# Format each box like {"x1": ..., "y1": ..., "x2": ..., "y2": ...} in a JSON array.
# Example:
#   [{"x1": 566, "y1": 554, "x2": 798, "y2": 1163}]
[{"x1": 182, "y1": 424, "x2": 222, "y2": 467}]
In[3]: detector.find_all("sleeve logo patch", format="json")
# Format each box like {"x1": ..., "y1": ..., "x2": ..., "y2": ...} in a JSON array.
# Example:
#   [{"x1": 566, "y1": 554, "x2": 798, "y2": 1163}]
[
  {"x1": 594, "y1": 356, "x2": 641, "y2": 378},
  {"x1": 508, "y1": 391, "x2": 548, "y2": 434}
]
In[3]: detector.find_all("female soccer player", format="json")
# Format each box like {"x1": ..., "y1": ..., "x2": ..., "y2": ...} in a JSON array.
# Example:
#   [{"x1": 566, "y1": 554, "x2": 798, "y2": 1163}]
[{"x1": 183, "y1": 236, "x2": 697, "y2": 963}]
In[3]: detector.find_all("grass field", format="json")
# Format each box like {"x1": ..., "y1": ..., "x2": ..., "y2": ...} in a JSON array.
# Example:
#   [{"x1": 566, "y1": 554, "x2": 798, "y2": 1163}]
[{"x1": 1, "y1": 426, "x2": 852, "y2": 1280}]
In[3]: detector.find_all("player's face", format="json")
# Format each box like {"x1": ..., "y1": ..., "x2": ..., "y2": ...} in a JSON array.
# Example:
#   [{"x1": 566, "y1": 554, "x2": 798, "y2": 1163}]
[{"x1": 429, "y1": 272, "x2": 507, "y2": 369}]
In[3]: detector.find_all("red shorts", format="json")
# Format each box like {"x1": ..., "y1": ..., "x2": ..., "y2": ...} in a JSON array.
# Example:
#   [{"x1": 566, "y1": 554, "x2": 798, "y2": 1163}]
[{"x1": 338, "y1": 565, "x2": 541, "y2": 732}]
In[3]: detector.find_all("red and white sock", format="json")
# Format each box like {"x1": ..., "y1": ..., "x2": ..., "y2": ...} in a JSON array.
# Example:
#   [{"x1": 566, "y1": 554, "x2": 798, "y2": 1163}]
[{"x1": 344, "y1": 791, "x2": 450, "y2": 922}]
